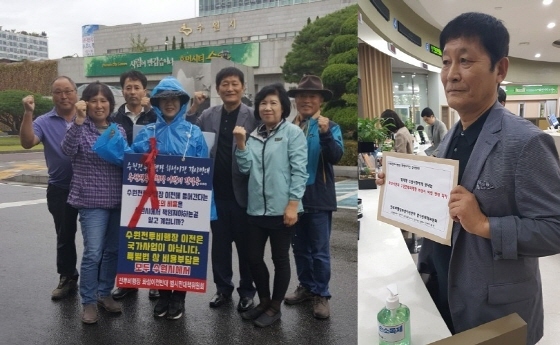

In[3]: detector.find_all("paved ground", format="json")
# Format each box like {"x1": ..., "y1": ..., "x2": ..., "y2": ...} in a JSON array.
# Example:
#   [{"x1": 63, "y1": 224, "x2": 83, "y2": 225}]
[{"x1": 0, "y1": 152, "x2": 358, "y2": 345}]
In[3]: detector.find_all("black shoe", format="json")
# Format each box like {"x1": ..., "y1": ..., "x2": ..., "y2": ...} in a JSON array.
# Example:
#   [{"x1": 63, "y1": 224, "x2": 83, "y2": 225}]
[
  {"x1": 167, "y1": 298, "x2": 185, "y2": 320},
  {"x1": 112, "y1": 287, "x2": 138, "y2": 300},
  {"x1": 241, "y1": 306, "x2": 266, "y2": 320},
  {"x1": 154, "y1": 295, "x2": 170, "y2": 318},
  {"x1": 237, "y1": 296, "x2": 255, "y2": 312},
  {"x1": 148, "y1": 289, "x2": 160, "y2": 299},
  {"x1": 51, "y1": 275, "x2": 78, "y2": 300},
  {"x1": 209, "y1": 293, "x2": 231, "y2": 308},
  {"x1": 253, "y1": 310, "x2": 282, "y2": 327}
]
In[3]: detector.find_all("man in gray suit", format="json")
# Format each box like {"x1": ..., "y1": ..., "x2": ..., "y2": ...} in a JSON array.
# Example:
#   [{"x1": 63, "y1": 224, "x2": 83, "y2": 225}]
[
  {"x1": 421, "y1": 107, "x2": 447, "y2": 156},
  {"x1": 377, "y1": 12, "x2": 560, "y2": 344},
  {"x1": 187, "y1": 67, "x2": 257, "y2": 312}
]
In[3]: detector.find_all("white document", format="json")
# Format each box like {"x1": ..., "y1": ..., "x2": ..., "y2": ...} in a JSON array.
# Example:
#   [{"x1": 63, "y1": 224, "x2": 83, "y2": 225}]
[{"x1": 377, "y1": 152, "x2": 459, "y2": 246}]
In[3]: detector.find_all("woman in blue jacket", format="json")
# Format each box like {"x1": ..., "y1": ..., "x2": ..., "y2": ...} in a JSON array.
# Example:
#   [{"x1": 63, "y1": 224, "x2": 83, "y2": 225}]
[{"x1": 233, "y1": 83, "x2": 308, "y2": 327}]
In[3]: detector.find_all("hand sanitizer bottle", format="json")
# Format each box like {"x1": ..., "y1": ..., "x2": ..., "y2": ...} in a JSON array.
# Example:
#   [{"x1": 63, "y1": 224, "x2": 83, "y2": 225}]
[{"x1": 377, "y1": 284, "x2": 411, "y2": 345}]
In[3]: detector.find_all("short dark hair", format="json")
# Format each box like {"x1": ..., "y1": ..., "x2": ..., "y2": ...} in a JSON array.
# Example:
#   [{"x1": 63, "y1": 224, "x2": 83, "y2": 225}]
[
  {"x1": 254, "y1": 83, "x2": 291, "y2": 121},
  {"x1": 120, "y1": 70, "x2": 148, "y2": 89},
  {"x1": 380, "y1": 109, "x2": 405, "y2": 133},
  {"x1": 215, "y1": 67, "x2": 245, "y2": 87},
  {"x1": 498, "y1": 88, "x2": 507, "y2": 104},
  {"x1": 421, "y1": 107, "x2": 434, "y2": 118},
  {"x1": 440, "y1": 12, "x2": 509, "y2": 71},
  {"x1": 81, "y1": 82, "x2": 116, "y2": 114}
]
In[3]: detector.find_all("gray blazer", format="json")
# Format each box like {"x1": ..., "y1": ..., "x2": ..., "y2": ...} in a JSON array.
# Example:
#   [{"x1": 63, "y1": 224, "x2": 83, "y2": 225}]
[
  {"x1": 428, "y1": 118, "x2": 448, "y2": 156},
  {"x1": 195, "y1": 103, "x2": 258, "y2": 208},
  {"x1": 431, "y1": 102, "x2": 560, "y2": 344}
]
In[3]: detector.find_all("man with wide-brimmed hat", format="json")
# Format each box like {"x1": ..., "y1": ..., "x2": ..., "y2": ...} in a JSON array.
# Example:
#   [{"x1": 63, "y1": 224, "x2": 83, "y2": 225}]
[{"x1": 284, "y1": 75, "x2": 344, "y2": 319}]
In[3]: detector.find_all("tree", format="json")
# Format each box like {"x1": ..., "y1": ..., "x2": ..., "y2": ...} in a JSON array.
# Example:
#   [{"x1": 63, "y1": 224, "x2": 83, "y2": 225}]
[
  {"x1": 180, "y1": 37, "x2": 185, "y2": 49},
  {"x1": 281, "y1": 5, "x2": 357, "y2": 83},
  {"x1": 130, "y1": 34, "x2": 148, "y2": 52},
  {"x1": 0, "y1": 90, "x2": 52, "y2": 134},
  {"x1": 172, "y1": 36, "x2": 176, "y2": 50},
  {"x1": 283, "y1": 5, "x2": 358, "y2": 138}
]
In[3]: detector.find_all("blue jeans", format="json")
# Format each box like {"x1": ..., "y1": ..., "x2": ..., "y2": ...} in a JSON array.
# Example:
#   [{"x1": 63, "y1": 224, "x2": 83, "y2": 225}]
[
  {"x1": 78, "y1": 208, "x2": 121, "y2": 305},
  {"x1": 292, "y1": 211, "x2": 332, "y2": 298}
]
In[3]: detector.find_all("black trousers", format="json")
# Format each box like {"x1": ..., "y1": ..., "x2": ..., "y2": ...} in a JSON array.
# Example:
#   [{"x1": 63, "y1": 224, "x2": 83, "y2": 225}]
[
  {"x1": 247, "y1": 220, "x2": 294, "y2": 302},
  {"x1": 46, "y1": 184, "x2": 79, "y2": 277},
  {"x1": 210, "y1": 198, "x2": 256, "y2": 298}
]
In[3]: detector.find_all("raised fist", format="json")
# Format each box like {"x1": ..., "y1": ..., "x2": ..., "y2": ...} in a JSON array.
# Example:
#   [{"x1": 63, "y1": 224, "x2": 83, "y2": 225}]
[
  {"x1": 140, "y1": 96, "x2": 151, "y2": 110},
  {"x1": 233, "y1": 126, "x2": 247, "y2": 150},
  {"x1": 193, "y1": 91, "x2": 207, "y2": 106},
  {"x1": 22, "y1": 95, "x2": 35, "y2": 113},
  {"x1": 318, "y1": 115, "x2": 329, "y2": 134},
  {"x1": 74, "y1": 100, "x2": 88, "y2": 125}
]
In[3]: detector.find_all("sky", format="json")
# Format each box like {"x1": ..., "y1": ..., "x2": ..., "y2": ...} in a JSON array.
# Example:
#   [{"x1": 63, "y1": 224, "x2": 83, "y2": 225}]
[{"x1": 0, "y1": 0, "x2": 198, "y2": 59}]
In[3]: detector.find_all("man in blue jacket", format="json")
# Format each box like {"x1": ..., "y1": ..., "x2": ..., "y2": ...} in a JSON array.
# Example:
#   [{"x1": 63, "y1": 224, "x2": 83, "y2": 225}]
[{"x1": 285, "y1": 75, "x2": 344, "y2": 319}]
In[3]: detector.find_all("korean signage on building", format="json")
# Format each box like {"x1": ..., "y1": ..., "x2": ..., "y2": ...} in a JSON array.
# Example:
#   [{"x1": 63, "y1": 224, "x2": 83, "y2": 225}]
[
  {"x1": 116, "y1": 154, "x2": 213, "y2": 293},
  {"x1": 506, "y1": 85, "x2": 559, "y2": 95},
  {"x1": 84, "y1": 42, "x2": 259, "y2": 77}
]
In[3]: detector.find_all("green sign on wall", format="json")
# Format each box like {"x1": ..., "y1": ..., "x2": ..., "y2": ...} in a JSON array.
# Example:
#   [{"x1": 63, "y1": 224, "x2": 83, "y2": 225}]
[
  {"x1": 505, "y1": 85, "x2": 558, "y2": 95},
  {"x1": 84, "y1": 43, "x2": 260, "y2": 77}
]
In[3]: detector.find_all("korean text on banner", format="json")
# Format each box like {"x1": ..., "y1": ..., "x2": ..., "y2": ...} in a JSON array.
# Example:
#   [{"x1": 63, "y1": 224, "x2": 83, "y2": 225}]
[{"x1": 116, "y1": 153, "x2": 213, "y2": 292}]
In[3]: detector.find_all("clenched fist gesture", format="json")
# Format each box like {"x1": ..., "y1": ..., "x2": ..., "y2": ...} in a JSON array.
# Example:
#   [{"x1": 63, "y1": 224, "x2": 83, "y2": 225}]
[
  {"x1": 140, "y1": 96, "x2": 152, "y2": 110},
  {"x1": 233, "y1": 126, "x2": 247, "y2": 150},
  {"x1": 318, "y1": 115, "x2": 329, "y2": 134},
  {"x1": 22, "y1": 95, "x2": 35, "y2": 113},
  {"x1": 74, "y1": 100, "x2": 88, "y2": 125}
]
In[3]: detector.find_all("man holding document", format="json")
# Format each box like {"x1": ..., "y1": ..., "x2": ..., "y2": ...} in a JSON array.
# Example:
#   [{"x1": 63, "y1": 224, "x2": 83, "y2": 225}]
[{"x1": 376, "y1": 12, "x2": 560, "y2": 345}]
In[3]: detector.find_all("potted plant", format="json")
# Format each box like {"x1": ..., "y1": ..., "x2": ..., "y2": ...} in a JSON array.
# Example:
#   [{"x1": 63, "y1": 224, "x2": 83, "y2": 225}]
[
  {"x1": 357, "y1": 117, "x2": 391, "y2": 190},
  {"x1": 357, "y1": 117, "x2": 390, "y2": 153}
]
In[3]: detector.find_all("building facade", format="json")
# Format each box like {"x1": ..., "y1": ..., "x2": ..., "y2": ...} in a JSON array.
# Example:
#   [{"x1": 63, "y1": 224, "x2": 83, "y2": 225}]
[
  {"x1": 199, "y1": 0, "x2": 327, "y2": 17},
  {"x1": 0, "y1": 29, "x2": 48, "y2": 61},
  {"x1": 58, "y1": 0, "x2": 356, "y2": 91}
]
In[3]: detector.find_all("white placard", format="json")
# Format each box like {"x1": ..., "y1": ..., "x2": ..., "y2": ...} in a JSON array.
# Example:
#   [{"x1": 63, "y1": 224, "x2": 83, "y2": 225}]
[{"x1": 377, "y1": 152, "x2": 459, "y2": 246}]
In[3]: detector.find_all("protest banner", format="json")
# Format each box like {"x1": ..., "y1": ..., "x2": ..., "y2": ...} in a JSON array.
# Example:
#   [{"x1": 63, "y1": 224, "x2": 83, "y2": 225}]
[{"x1": 116, "y1": 153, "x2": 213, "y2": 292}]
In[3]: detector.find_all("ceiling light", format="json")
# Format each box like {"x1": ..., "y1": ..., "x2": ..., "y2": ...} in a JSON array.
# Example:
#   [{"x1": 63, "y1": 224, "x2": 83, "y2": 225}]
[
  {"x1": 548, "y1": 22, "x2": 556, "y2": 29},
  {"x1": 535, "y1": 53, "x2": 542, "y2": 58},
  {"x1": 543, "y1": 0, "x2": 553, "y2": 5},
  {"x1": 401, "y1": 75, "x2": 405, "y2": 78}
]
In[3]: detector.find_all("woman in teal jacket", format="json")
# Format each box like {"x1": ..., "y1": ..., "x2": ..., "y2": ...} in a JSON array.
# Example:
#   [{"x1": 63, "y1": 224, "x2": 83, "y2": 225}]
[{"x1": 233, "y1": 83, "x2": 308, "y2": 327}]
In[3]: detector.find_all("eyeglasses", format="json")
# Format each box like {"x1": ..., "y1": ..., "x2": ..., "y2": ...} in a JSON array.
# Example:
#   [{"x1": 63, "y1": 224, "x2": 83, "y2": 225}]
[{"x1": 52, "y1": 89, "x2": 76, "y2": 96}]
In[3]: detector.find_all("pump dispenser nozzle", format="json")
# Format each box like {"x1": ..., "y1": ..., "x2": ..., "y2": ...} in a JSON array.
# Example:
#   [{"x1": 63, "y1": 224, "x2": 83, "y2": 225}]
[{"x1": 386, "y1": 284, "x2": 400, "y2": 310}]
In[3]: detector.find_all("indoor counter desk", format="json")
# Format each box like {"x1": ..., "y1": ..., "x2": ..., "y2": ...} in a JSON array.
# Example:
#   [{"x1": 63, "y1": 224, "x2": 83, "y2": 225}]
[{"x1": 358, "y1": 187, "x2": 452, "y2": 344}]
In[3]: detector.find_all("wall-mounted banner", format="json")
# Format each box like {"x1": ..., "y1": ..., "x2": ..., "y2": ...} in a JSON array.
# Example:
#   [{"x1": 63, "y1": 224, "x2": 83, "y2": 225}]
[
  {"x1": 506, "y1": 85, "x2": 558, "y2": 95},
  {"x1": 84, "y1": 42, "x2": 260, "y2": 77},
  {"x1": 82, "y1": 25, "x2": 100, "y2": 57},
  {"x1": 116, "y1": 153, "x2": 213, "y2": 293}
]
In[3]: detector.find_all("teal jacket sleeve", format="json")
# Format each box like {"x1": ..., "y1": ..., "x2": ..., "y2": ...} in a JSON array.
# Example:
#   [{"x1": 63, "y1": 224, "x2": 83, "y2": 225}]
[
  {"x1": 288, "y1": 129, "x2": 309, "y2": 200},
  {"x1": 234, "y1": 143, "x2": 252, "y2": 175},
  {"x1": 319, "y1": 122, "x2": 344, "y2": 164}
]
